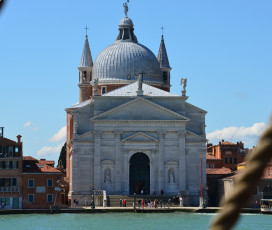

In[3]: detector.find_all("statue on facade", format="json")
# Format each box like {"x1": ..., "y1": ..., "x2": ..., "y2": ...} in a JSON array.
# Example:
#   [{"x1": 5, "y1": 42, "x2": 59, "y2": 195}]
[
  {"x1": 104, "y1": 168, "x2": 111, "y2": 182},
  {"x1": 137, "y1": 73, "x2": 143, "y2": 91},
  {"x1": 73, "y1": 121, "x2": 78, "y2": 134},
  {"x1": 168, "y1": 169, "x2": 175, "y2": 183},
  {"x1": 181, "y1": 78, "x2": 187, "y2": 96},
  {"x1": 123, "y1": 0, "x2": 129, "y2": 17},
  {"x1": 93, "y1": 78, "x2": 98, "y2": 96}
]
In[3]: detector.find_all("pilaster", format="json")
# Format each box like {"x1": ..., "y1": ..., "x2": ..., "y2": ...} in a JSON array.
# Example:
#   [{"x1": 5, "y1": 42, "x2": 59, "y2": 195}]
[
  {"x1": 178, "y1": 130, "x2": 186, "y2": 191},
  {"x1": 123, "y1": 150, "x2": 129, "y2": 194},
  {"x1": 94, "y1": 131, "x2": 101, "y2": 189},
  {"x1": 114, "y1": 130, "x2": 122, "y2": 193},
  {"x1": 157, "y1": 130, "x2": 166, "y2": 192}
]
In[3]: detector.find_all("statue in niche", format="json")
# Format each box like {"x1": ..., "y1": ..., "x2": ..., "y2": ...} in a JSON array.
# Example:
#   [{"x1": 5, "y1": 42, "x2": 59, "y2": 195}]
[
  {"x1": 104, "y1": 168, "x2": 111, "y2": 182},
  {"x1": 168, "y1": 169, "x2": 175, "y2": 183}
]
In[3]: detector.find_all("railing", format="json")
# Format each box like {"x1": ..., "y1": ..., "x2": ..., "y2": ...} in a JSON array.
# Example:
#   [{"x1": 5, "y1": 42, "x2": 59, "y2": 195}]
[{"x1": 0, "y1": 186, "x2": 20, "y2": 192}]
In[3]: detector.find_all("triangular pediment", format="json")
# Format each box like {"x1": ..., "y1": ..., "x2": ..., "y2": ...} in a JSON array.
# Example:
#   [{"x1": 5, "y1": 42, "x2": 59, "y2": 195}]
[
  {"x1": 91, "y1": 97, "x2": 190, "y2": 122},
  {"x1": 186, "y1": 131, "x2": 207, "y2": 142},
  {"x1": 73, "y1": 131, "x2": 93, "y2": 142},
  {"x1": 122, "y1": 132, "x2": 158, "y2": 142}
]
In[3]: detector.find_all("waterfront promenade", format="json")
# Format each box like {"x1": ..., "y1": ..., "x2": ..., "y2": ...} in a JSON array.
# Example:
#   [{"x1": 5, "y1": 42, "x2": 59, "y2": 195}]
[{"x1": 0, "y1": 206, "x2": 260, "y2": 215}]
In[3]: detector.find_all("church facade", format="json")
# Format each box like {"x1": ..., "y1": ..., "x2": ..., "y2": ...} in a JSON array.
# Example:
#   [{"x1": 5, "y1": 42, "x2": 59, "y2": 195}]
[{"x1": 66, "y1": 3, "x2": 207, "y2": 206}]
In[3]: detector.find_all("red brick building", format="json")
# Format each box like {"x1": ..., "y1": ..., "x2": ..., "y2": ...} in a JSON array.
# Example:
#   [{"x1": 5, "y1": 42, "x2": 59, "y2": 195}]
[
  {"x1": 0, "y1": 127, "x2": 23, "y2": 209},
  {"x1": 206, "y1": 153, "x2": 222, "y2": 168},
  {"x1": 22, "y1": 156, "x2": 62, "y2": 209},
  {"x1": 207, "y1": 140, "x2": 248, "y2": 170}
]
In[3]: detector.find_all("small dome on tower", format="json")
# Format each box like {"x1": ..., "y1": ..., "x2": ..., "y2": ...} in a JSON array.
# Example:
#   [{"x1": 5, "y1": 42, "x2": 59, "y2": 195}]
[{"x1": 119, "y1": 17, "x2": 133, "y2": 27}]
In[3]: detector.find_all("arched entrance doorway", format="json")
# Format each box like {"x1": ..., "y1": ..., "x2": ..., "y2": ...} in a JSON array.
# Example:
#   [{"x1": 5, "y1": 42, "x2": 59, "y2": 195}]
[{"x1": 129, "y1": 152, "x2": 150, "y2": 195}]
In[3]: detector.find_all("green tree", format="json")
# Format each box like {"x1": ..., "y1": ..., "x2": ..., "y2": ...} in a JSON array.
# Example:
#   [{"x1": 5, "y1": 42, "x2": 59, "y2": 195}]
[{"x1": 58, "y1": 142, "x2": 66, "y2": 169}]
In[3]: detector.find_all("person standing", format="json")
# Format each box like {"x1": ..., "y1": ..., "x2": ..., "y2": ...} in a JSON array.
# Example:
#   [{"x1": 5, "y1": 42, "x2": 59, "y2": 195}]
[
  {"x1": 120, "y1": 199, "x2": 122, "y2": 207},
  {"x1": 124, "y1": 199, "x2": 127, "y2": 207}
]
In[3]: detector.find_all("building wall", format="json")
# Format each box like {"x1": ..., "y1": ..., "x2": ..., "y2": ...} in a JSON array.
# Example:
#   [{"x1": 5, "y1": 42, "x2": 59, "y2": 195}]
[
  {"x1": 0, "y1": 138, "x2": 23, "y2": 209},
  {"x1": 22, "y1": 173, "x2": 62, "y2": 209}
]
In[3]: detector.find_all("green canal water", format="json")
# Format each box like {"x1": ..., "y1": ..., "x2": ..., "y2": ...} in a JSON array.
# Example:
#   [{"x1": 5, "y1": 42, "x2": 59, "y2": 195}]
[{"x1": 0, "y1": 213, "x2": 270, "y2": 230}]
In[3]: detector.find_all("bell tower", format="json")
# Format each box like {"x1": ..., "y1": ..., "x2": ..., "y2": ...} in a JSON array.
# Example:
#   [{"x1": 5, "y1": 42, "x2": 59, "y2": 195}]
[
  {"x1": 157, "y1": 33, "x2": 171, "y2": 92},
  {"x1": 78, "y1": 30, "x2": 93, "y2": 103}
]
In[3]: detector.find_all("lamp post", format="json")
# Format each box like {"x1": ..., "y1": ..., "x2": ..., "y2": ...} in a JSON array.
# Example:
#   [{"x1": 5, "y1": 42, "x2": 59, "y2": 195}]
[
  {"x1": 134, "y1": 193, "x2": 136, "y2": 212},
  {"x1": 91, "y1": 184, "x2": 95, "y2": 209}
]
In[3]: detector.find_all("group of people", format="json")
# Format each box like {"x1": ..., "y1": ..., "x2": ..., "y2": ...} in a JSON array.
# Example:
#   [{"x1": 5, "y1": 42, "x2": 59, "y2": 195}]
[
  {"x1": 119, "y1": 199, "x2": 127, "y2": 207},
  {"x1": 136, "y1": 198, "x2": 170, "y2": 209}
]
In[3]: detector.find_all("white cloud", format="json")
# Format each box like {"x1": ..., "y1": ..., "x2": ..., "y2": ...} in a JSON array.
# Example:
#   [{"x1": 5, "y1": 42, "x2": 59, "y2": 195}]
[
  {"x1": 207, "y1": 122, "x2": 267, "y2": 147},
  {"x1": 49, "y1": 126, "x2": 66, "y2": 142},
  {"x1": 37, "y1": 144, "x2": 63, "y2": 156},
  {"x1": 24, "y1": 121, "x2": 32, "y2": 127}
]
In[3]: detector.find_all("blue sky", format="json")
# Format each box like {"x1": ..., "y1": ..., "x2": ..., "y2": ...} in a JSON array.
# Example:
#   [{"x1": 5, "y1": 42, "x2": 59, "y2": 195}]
[{"x1": 0, "y1": 0, "x2": 271, "y2": 163}]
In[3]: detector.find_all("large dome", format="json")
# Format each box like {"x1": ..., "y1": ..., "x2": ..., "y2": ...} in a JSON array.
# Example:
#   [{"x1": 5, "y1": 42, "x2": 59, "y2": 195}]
[{"x1": 93, "y1": 41, "x2": 162, "y2": 83}]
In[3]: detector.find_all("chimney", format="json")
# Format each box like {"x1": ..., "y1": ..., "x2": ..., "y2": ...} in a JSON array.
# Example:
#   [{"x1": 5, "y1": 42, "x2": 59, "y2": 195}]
[
  {"x1": 0, "y1": 127, "x2": 3, "y2": 138},
  {"x1": 17, "y1": 135, "x2": 22, "y2": 143}
]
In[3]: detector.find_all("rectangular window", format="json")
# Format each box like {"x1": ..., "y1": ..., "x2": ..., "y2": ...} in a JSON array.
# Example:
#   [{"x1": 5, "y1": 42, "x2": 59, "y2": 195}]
[
  {"x1": 8, "y1": 146, "x2": 13, "y2": 156},
  {"x1": 28, "y1": 179, "x2": 34, "y2": 188},
  {"x1": 15, "y1": 161, "x2": 19, "y2": 169},
  {"x1": 9, "y1": 161, "x2": 13, "y2": 169},
  {"x1": 101, "y1": 86, "x2": 107, "y2": 95},
  {"x1": 229, "y1": 157, "x2": 233, "y2": 164},
  {"x1": 15, "y1": 147, "x2": 19, "y2": 153},
  {"x1": 47, "y1": 194, "x2": 53, "y2": 203},
  {"x1": 47, "y1": 179, "x2": 53, "y2": 187},
  {"x1": 12, "y1": 178, "x2": 17, "y2": 186},
  {"x1": 1, "y1": 161, "x2": 6, "y2": 169},
  {"x1": 225, "y1": 157, "x2": 228, "y2": 164},
  {"x1": 28, "y1": 194, "x2": 34, "y2": 203}
]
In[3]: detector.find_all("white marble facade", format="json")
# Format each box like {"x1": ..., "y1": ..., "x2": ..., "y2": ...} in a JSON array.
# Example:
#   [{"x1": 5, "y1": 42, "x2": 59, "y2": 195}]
[{"x1": 66, "y1": 85, "x2": 207, "y2": 205}]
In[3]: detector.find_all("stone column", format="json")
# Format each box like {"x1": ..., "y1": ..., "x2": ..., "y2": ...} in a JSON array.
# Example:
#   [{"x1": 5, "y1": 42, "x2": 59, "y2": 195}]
[
  {"x1": 150, "y1": 150, "x2": 156, "y2": 195},
  {"x1": 157, "y1": 131, "x2": 165, "y2": 192},
  {"x1": 123, "y1": 150, "x2": 129, "y2": 194},
  {"x1": 114, "y1": 131, "x2": 122, "y2": 193},
  {"x1": 178, "y1": 130, "x2": 186, "y2": 191},
  {"x1": 94, "y1": 131, "x2": 101, "y2": 189}
]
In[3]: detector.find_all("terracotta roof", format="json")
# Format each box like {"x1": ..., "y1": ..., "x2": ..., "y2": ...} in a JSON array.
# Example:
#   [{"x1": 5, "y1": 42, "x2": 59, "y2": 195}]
[
  {"x1": 262, "y1": 166, "x2": 272, "y2": 179},
  {"x1": 23, "y1": 156, "x2": 61, "y2": 173},
  {"x1": 221, "y1": 141, "x2": 236, "y2": 145},
  {"x1": 0, "y1": 137, "x2": 18, "y2": 146},
  {"x1": 206, "y1": 154, "x2": 221, "y2": 161},
  {"x1": 23, "y1": 156, "x2": 38, "y2": 161},
  {"x1": 206, "y1": 167, "x2": 232, "y2": 175},
  {"x1": 39, "y1": 159, "x2": 55, "y2": 166}
]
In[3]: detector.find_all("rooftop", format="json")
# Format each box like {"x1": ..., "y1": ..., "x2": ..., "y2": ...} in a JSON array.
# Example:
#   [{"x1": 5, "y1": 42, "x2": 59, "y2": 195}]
[
  {"x1": 103, "y1": 82, "x2": 178, "y2": 97},
  {"x1": 206, "y1": 167, "x2": 233, "y2": 175},
  {"x1": 23, "y1": 156, "x2": 61, "y2": 174}
]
